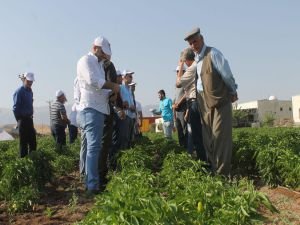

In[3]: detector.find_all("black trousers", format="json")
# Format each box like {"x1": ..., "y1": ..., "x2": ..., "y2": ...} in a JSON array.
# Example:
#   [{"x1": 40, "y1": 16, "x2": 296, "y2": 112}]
[
  {"x1": 68, "y1": 124, "x2": 78, "y2": 143},
  {"x1": 187, "y1": 100, "x2": 207, "y2": 162},
  {"x1": 175, "y1": 111, "x2": 187, "y2": 148},
  {"x1": 51, "y1": 124, "x2": 66, "y2": 151},
  {"x1": 98, "y1": 109, "x2": 114, "y2": 185},
  {"x1": 18, "y1": 117, "x2": 36, "y2": 157}
]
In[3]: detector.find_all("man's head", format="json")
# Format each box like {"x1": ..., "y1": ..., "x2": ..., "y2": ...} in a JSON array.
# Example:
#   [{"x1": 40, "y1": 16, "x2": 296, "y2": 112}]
[
  {"x1": 116, "y1": 69, "x2": 123, "y2": 84},
  {"x1": 22, "y1": 72, "x2": 35, "y2": 89},
  {"x1": 122, "y1": 69, "x2": 134, "y2": 85},
  {"x1": 181, "y1": 48, "x2": 195, "y2": 66},
  {"x1": 92, "y1": 36, "x2": 112, "y2": 61},
  {"x1": 56, "y1": 90, "x2": 67, "y2": 104},
  {"x1": 184, "y1": 27, "x2": 204, "y2": 53},
  {"x1": 158, "y1": 89, "x2": 165, "y2": 100}
]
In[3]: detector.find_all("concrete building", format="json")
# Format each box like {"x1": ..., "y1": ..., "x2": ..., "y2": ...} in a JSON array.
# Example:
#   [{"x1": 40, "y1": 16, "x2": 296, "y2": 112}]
[
  {"x1": 292, "y1": 95, "x2": 300, "y2": 125},
  {"x1": 236, "y1": 96, "x2": 293, "y2": 126}
]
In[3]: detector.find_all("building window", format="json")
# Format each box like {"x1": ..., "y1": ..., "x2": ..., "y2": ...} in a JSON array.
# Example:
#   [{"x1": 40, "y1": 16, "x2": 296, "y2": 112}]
[
  {"x1": 289, "y1": 107, "x2": 292, "y2": 111},
  {"x1": 280, "y1": 107, "x2": 283, "y2": 111}
]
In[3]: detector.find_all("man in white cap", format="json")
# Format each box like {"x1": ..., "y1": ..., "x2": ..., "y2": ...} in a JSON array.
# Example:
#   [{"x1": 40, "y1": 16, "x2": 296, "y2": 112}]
[
  {"x1": 13, "y1": 72, "x2": 37, "y2": 157},
  {"x1": 184, "y1": 27, "x2": 238, "y2": 176},
  {"x1": 76, "y1": 36, "x2": 119, "y2": 194},
  {"x1": 50, "y1": 90, "x2": 69, "y2": 151},
  {"x1": 119, "y1": 69, "x2": 136, "y2": 149}
]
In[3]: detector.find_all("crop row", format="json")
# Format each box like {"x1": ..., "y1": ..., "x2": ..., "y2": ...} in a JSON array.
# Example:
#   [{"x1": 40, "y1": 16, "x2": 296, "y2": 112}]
[
  {"x1": 78, "y1": 135, "x2": 277, "y2": 225},
  {"x1": 232, "y1": 127, "x2": 300, "y2": 189},
  {"x1": 0, "y1": 136, "x2": 80, "y2": 212}
]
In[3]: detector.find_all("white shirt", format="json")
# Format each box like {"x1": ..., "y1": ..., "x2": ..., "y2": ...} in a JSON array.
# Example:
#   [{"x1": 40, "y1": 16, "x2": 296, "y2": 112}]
[
  {"x1": 76, "y1": 52, "x2": 110, "y2": 114},
  {"x1": 69, "y1": 103, "x2": 78, "y2": 127},
  {"x1": 136, "y1": 100, "x2": 142, "y2": 113}
]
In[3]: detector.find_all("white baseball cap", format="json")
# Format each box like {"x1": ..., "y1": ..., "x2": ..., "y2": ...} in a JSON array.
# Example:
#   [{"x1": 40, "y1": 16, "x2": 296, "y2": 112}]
[
  {"x1": 55, "y1": 90, "x2": 65, "y2": 98},
  {"x1": 93, "y1": 36, "x2": 112, "y2": 56},
  {"x1": 128, "y1": 82, "x2": 137, "y2": 86},
  {"x1": 116, "y1": 69, "x2": 122, "y2": 76},
  {"x1": 122, "y1": 69, "x2": 134, "y2": 76},
  {"x1": 24, "y1": 72, "x2": 35, "y2": 81}
]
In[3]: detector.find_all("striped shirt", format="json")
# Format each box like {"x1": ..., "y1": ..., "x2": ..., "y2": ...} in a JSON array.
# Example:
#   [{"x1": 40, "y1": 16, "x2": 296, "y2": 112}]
[{"x1": 50, "y1": 100, "x2": 67, "y2": 127}]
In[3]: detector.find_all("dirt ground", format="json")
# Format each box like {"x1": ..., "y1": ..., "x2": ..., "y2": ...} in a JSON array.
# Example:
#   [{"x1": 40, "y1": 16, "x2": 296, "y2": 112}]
[
  {"x1": 0, "y1": 171, "x2": 94, "y2": 225},
  {"x1": 0, "y1": 172, "x2": 299, "y2": 225},
  {"x1": 258, "y1": 186, "x2": 300, "y2": 224}
]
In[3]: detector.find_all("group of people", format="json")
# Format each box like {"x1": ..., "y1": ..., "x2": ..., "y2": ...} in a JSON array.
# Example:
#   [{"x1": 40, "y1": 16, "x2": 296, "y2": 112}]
[
  {"x1": 12, "y1": 36, "x2": 143, "y2": 194},
  {"x1": 12, "y1": 26, "x2": 237, "y2": 194},
  {"x1": 153, "y1": 27, "x2": 238, "y2": 176}
]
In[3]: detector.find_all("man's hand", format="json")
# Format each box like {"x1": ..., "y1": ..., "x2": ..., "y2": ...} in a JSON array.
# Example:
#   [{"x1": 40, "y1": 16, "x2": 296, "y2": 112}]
[{"x1": 109, "y1": 93, "x2": 117, "y2": 102}]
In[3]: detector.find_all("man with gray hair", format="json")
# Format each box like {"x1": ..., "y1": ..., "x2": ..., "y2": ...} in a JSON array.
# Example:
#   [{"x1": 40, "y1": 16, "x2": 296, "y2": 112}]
[
  {"x1": 176, "y1": 48, "x2": 207, "y2": 162},
  {"x1": 184, "y1": 27, "x2": 238, "y2": 176}
]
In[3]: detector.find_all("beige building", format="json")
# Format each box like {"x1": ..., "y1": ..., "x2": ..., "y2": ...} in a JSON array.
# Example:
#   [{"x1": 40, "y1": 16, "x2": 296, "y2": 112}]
[
  {"x1": 292, "y1": 95, "x2": 300, "y2": 125},
  {"x1": 236, "y1": 96, "x2": 293, "y2": 125}
]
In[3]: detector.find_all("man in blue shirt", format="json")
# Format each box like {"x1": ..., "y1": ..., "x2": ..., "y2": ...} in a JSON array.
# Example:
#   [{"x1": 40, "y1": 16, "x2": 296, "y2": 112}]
[
  {"x1": 152, "y1": 90, "x2": 174, "y2": 139},
  {"x1": 13, "y1": 72, "x2": 37, "y2": 157}
]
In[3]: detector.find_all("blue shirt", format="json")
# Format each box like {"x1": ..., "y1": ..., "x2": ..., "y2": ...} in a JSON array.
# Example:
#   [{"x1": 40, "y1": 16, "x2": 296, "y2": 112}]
[
  {"x1": 120, "y1": 84, "x2": 136, "y2": 119},
  {"x1": 13, "y1": 85, "x2": 34, "y2": 119},
  {"x1": 154, "y1": 97, "x2": 173, "y2": 122},
  {"x1": 195, "y1": 44, "x2": 238, "y2": 95}
]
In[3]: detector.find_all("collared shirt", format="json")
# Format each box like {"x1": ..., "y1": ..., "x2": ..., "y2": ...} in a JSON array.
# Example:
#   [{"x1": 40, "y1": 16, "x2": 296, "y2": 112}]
[
  {"x1": 120, "y1": 84, "x2": 136, "y2": 118},
  {"x1": 195, "y1": 44, "x2": 238, "y2": 94},
  {"x1": 177, "y1": 61, "x2": 197, "y2": 100},
  {"x1": 13, "y1": 85, "x2": 34, "y2": 119},
  {"x1": 154, "y1": 97, "x2": 173, "y2": 122},
  {"x1": 76, "y1": 52, "x2": 110, "y2": 114}
]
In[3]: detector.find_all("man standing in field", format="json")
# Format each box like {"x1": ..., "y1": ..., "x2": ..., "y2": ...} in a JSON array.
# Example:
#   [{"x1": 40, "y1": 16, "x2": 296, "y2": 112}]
[
  {"x1": 13, "y1": 72, "x2": 37, "y2": 157},
  {"x1": 50, "y1": 90, "x2": 69, "y2": 151},
  {"x1": 173, "y1": 66, "x2": 187, "y2": 149},
  {"x1": 184, "y1": 27, "x2": 238, "y2": 176},
  {"x1": 176, "y1": 49, "x2": 206, "y2": 162},
  {"x1": 119, "y1": 70, "x2": 136, "y2": 149},
  {"x1": 152, "y1": 90, "x2": 174, "y2": 139},
  {"x1": 76, "y1": 36, "x2": 119, "y2": 194}
]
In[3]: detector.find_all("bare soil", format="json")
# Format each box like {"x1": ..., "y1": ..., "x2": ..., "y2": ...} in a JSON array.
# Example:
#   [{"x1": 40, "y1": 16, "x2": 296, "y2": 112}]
[
  {"x1": 0, "y1": 172, "x2": 94, "y2": 225},
  {"x1": 0, "y1": 173, "x2": 299, "y2": 225},
  {"x1": 258, "y1": 186, "x2": 300, "y2": 224}
]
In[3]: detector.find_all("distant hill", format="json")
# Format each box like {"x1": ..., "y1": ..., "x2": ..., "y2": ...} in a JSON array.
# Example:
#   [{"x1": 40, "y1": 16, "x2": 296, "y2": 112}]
[
  {"x1": 0, "y1": 104, "x2": 158, "y2": 127},
  {"x1": 0, "y1": 105, "x2": 72, "y2": 126},
  {"x1": 142, "y1": 104, "x2": 159, "y2": 117}
]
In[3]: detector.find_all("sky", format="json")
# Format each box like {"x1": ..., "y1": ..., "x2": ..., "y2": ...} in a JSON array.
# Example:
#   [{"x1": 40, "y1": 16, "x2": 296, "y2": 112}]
[{"x1": 1, "y1": 0, "x2": 300, "y2": 109}]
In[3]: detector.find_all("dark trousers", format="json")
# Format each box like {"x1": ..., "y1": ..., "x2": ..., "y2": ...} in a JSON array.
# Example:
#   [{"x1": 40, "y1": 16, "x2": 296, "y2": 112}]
[
  {"x1": 18, "y1": 117, "x2": 36, "y2": 157},
  {"x1": 188, "y1": 100, "x2": 207, "y2": 162},
  {"x1": 51, "y1": 124, "x2": 66, "y2": 151},
  {"x1": 175, "y1": 111, "x2": 187, "y2": 148},
  {"x1": 109, "y1": 113, "x2": 122, "y2": 170},
  {"x1": 98, "y1": 111, "x2": 114, "y2": 185},
  {"x1": 68, "y1": 124, "x2": 78, "y2": 143},
  {"x1": 119, "y1": 116, "x2": 134, "y2": 150}
]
